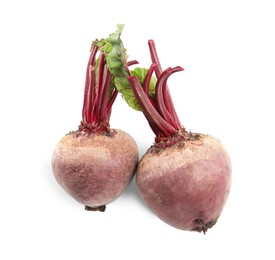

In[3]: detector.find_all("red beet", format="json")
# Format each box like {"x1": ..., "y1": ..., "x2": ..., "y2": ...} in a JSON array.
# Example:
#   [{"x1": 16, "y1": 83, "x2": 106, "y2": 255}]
[
  {"x1": 137, "y1": 134, "x2": 231, "y2": 232},
  {"x1": 52, "y1": 130, "x2": 138, "y2": 211},
  {"x1": 51, "y1": 42, "x2": 138, "y2": 211},
  {"x1": 127, "y1": 40, "x2": 231, "y2": 233}
]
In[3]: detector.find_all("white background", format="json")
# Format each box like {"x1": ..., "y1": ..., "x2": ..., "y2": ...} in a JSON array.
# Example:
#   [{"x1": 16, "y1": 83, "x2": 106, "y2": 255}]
[{"x1": 1, "y1": 0, "x2": 275, "y2": 259}]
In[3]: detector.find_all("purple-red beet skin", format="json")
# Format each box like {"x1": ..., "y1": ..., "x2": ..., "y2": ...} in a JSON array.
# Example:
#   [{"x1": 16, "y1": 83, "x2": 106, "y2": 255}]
[
  {"x1": 52, "y1": 130, "x2": 138, "y2": 209},
  {"x1": 136, "y1": 134, "x2": 231, "y2": 233}
]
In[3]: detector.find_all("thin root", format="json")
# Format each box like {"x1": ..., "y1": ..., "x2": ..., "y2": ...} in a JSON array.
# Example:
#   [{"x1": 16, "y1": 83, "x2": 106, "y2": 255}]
[{"x1": 85, "y1": 205, "x2": 106, "y2": 212}]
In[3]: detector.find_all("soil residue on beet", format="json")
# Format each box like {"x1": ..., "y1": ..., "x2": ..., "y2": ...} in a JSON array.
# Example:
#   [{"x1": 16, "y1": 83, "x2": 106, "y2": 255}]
[{"x1": 147, "y1": 131, "x2": 202, "y2": 154}]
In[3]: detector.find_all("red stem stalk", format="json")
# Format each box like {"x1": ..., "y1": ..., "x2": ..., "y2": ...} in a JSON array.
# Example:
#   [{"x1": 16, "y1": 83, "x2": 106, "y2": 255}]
[
  {"x1": 148, "y1": 40, "x2": 182, "y2": 129},
  {"x1": 85, "y1": 65, "x2": 96, "y2": 124},
  {"x1": 98, "y1": 67, "x2": 112, "y2": 121},
  {"x1": 127, "y1": 41, "x2": 185, "y2": 143},
  {"x1": 143, "y1": 63, "x2": 158, "y2": 97},
  {"x1": 128, "y1": 76, "x2": 177, "y2": 137},
  {"x1": 106, "y1": 89, "x2": 118, "y2": 117},
  {"x1": 82, "y1": 45, "x2": 98, "y2": 122},
  {"x1": 155, "y1": 66, "x2": 184, "y2": 129},
  {"x1": 80, "y1": 45, "x2": 117, "y2": 133}
]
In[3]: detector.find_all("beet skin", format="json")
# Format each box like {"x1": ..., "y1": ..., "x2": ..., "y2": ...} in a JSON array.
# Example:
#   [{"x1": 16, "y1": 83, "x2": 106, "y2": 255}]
[
  {"x1": 136, "y1": 134, "x2": 231, "y2": 233},
  {"x1": 52, "y1": 129, "x2": 138, "y2": 210}
]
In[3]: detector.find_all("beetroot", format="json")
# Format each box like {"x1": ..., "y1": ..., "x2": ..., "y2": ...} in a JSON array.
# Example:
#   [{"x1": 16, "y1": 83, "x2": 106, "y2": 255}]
[
  {"x1": 137, "y1": 134, "x2": 231, "y2": 232},
  {"x1": 127, "y1": 40, "x2": 231, "y2": 233},
  {"x1": 51, "y1": 31, "x2": 138, "y2": 211},
  {"x1": 52, "y1": 129, "x2": 137, "y2": 211}
]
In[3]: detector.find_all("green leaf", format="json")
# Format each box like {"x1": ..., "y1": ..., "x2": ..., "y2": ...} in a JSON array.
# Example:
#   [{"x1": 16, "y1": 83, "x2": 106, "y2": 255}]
[
  {"x1": 100, "y1": 24, "x2": 128, "y2": 77},
  {"x1": 115, "y1": 77, "x2": 142, "y2": 111},
  {"x1": 93, "y1": 24, "x2": 158, "y2": 111},
  {"x1": 130, "y1": 67, "x2": 156, "y2": 99}
]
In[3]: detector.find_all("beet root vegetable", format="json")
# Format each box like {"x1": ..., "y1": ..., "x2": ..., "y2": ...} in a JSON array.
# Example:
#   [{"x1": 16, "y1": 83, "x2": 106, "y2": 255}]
[
  {"x1": 52, "y1": 129, "x2": 138, "y2": 211},
  {"x1": 51, "y1": 28, "x2": 138, "y2": 211},
  {"x1": 137, "y1": 134, "x2": 231, "y2": 232},
  {"x1": 127, "y1": 40, "x2": 231, "y2": 233}
]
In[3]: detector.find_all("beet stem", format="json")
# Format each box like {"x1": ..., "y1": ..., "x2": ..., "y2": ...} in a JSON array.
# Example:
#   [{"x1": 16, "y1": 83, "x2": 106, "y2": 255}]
[
  {"x1": 106, "y1": 89, "x2": 118, "y2": 116},
  {"x1": 155, "y1": 66, "x2": 184, "y2": 129},
  {"x1": 93, "y1": 53, "x2": 106, "y2": 124},
  {"x1": 85, "y1": 66, "x2": 96, "y2": 124},
  {"x1": 82, "y1": 45, "x2": 98, "y2": 123},
  {"x1": 143, "y1": 63, "x2": 158, "y2": 97},
  {"x1": 148, "y1": 40, "x2": 182, "y2": 129},
  {"x1": 128, "y1": 76, "x2": 176, "y2": 137},
  {"x1": 98, "y1": 66, "x2": 112, "y2": 122},
  {"x1": 80, "y1": 44, "x2": 118, "y2": 133},
  {"x1": 143, "y1": 63, "x2": 159, "y2": 111},
  {"x1": 127, "y1": 60, "x2": 139, "y2": 67}
]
